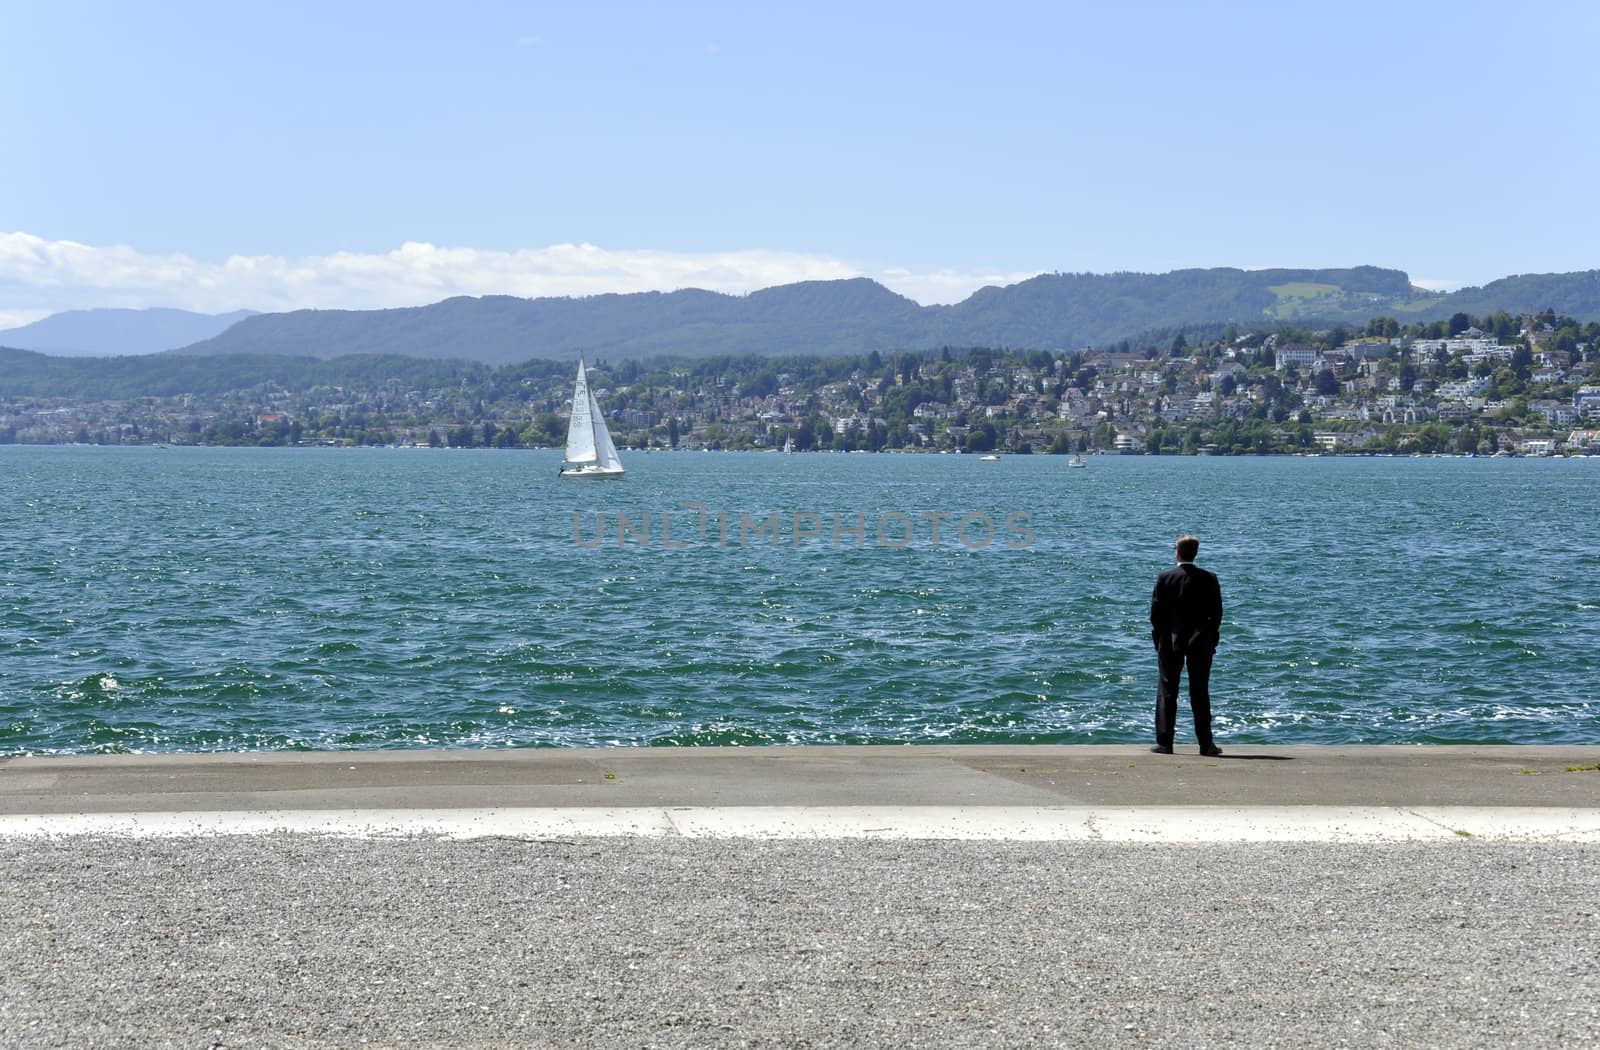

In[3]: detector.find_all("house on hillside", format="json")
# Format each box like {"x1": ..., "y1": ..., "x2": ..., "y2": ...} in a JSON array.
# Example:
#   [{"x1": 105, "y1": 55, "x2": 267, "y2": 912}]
[{"x1": 1275, "y1": 344, "x2": 1319, "y2": 371}]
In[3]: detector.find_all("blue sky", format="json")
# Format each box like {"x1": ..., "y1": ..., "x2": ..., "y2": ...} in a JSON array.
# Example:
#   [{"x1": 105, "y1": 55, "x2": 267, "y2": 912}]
[{"x1": 3, "y1": 0, "x2": 1597, "y2": 326}]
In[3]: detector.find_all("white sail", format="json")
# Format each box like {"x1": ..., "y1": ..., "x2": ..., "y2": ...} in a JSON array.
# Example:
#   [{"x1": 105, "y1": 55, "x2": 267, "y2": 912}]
[
  {"x1": 560, "y1": 358, "x2": 624, "y2": 477},
  {"x1": 591, "y1": 390, "x2": 624, "y2": 471},
  {"x1": 564, "y1": 360, "x2": 598, "y2": 465}
]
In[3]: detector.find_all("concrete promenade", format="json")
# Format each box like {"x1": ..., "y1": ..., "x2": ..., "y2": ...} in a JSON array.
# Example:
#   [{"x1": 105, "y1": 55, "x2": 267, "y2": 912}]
[
  {"x1": 2, "y1": 745, "x2": 1597, "y2": 1047},
  {"x1": 2, "y1": 743, "x2": 1598, "y2": 839}
]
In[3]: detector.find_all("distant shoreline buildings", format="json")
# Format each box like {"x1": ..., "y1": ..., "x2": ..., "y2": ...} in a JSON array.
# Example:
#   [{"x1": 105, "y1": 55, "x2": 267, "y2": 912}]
[{"x1": 4, "y1": 313, "x2": 1598, "y2": 457}]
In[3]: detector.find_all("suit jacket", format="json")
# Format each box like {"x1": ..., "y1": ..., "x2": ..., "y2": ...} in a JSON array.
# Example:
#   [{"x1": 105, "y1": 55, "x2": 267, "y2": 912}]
[{"x1": 1150, "y1": 563, "x2": 1223, "y2": 654}]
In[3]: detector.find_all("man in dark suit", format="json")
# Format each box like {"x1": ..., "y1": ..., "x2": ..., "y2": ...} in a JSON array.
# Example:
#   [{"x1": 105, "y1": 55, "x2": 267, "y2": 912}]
[{"x1": 1148, "y1": 534, "x2": 1223, "y2": 756}]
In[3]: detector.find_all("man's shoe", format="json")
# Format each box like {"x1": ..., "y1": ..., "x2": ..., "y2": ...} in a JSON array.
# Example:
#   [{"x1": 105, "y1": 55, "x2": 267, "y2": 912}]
[
  {"x1": 1149, "y1": 745, "x2": 1174, "y2": 754},
  {"x1": 1199, "y1": 745, "x2": 1223, "y2": 757}
]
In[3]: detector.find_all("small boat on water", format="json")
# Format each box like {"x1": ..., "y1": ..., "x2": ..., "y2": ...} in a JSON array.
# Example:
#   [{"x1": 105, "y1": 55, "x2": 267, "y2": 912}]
[
  {"x1": 783, "y1": 435, "x2": 794, "y2": 454},
  {"x1": 980, "y1": 454, "x2": 1001, "y2": 461},
  {"x1": 1069, "y1": 454, "x2": 1087, "y2": 468},
  {"x1": 558, "y1": 359, "x2": 625, "y2": 479}
]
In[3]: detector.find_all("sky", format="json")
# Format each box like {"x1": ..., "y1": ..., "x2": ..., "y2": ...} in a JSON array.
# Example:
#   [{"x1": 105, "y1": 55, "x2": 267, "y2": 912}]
[{"x1": 3, "y1": 0, "x2": 1598, "y2": 329}]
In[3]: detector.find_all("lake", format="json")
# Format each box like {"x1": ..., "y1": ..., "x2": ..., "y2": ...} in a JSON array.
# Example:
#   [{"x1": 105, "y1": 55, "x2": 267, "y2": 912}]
[{"x1": 1, "y1": 445, "x2": 1596, "y2": 753}]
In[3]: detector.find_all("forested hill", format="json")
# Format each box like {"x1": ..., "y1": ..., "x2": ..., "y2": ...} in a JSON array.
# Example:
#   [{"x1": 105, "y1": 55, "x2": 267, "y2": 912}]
[
  {"x1": 0, "y1": 346, "x2": 489, "y2": 399},
  {"x1": 937, "y1": 266, "x2": 1415, "y2": 348},
  {"x1": 1416, "y1": 270, "x2": 1600, "y2": 320},
  {"x1": 177, "y1": 279, "x2": 928, "y2": 364},
  {"x1": 147, "y1": 265, "x2": 1600, "y2": 365}
]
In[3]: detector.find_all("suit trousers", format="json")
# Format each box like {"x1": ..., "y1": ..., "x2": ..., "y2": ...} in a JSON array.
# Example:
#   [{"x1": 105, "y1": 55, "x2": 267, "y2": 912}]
[{"x1": 1155, "y1": 647, "x2": 1215, "y2": 749}]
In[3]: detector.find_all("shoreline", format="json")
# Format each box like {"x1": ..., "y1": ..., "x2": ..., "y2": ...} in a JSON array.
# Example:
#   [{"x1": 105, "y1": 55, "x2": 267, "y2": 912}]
[{"x1": 6, "y1": 442, "x2": 1598, "y2": 457}]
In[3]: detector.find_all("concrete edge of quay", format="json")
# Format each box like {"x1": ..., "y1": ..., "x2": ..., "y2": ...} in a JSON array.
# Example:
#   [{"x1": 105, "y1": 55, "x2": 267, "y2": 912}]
[{"x1": 2, "y1": 803, "x2": 1599, "y2": 842}]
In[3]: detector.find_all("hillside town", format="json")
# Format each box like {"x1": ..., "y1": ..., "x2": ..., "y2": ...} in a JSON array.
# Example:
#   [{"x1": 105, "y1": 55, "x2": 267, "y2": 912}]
[{"x1": 4, "y1": 312, "x2": 1599, "y2": 456}]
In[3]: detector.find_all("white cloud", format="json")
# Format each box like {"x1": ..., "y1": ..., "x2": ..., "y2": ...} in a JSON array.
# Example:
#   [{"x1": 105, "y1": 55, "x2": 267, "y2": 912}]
[{"x1": 0, "y1": 231, "x2": 1026, "y2": 327}]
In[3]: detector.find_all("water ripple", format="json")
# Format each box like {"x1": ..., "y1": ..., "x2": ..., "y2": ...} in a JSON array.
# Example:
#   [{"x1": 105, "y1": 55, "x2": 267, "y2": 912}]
[{"x1": 1, "y1": 446, "x2": 1597, "y2": 753}]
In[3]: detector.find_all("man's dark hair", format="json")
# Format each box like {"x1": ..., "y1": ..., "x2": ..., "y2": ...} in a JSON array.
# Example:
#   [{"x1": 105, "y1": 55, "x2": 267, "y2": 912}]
[{"x1": 1175, "y1": 535, "x2": 1200, "y2": 561}]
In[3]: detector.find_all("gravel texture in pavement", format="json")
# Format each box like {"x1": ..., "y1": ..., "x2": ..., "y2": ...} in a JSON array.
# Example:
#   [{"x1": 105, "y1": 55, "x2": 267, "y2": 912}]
[{"x1": 1, "y1": 836, "x2": 1596, "y2": 1049}]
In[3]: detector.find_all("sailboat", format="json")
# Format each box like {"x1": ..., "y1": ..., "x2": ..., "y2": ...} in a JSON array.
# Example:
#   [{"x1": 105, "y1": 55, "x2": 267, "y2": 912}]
[
  {"x1": 559, "y1": 359, "x2": 625, "y2": 479},
  {"x1": 782, "y1": 434, "x2": 795, "y2": 454}
]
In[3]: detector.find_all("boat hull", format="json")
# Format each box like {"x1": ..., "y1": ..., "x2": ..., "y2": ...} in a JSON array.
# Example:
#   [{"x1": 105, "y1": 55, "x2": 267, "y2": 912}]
[{"x1": 559, "y1": 465, "x2": 625, "y2": 479}]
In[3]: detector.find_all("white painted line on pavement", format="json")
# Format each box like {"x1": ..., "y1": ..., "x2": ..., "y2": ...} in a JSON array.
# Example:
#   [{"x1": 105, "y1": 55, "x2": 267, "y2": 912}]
[
  {"x1": 1406, "y1": 806, "x2": 1600, "y2": 842},
  {"x1": 0, "y1": 807, "x2": 676, "y2": 840},
  {"x1": 2, "y1": 806, "x2": 1598, "y2": 842}
]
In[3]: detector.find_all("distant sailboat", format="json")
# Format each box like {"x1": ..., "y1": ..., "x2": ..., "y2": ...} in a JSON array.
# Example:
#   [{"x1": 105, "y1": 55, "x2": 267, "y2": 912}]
[
  {"x1": 559, "y1": 359, "x2": 625, "y2": 479},
  {"x1": 782, "y1": 434, "x2": 795, "y2": 454}
]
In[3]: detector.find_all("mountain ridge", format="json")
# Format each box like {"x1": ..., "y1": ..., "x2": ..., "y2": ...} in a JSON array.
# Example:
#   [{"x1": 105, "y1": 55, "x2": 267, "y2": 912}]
[
  {"x1": 13, "y1": 266, "x2": 1600, "y2": 365},
  {"x1": 175, "y1": 266, "x2": 1441, "y2": 363}
]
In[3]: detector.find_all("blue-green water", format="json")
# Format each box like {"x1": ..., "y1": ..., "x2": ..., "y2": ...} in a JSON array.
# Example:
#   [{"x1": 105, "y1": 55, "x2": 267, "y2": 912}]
[{"x1": 1, "y1": 445, "x2": 1596, "y2": 754}]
